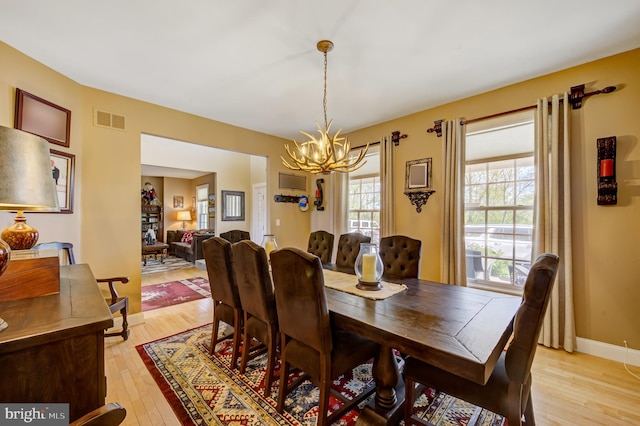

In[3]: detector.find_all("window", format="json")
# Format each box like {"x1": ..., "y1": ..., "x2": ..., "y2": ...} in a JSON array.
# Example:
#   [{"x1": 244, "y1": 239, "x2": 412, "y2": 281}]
[
  {"x1": 348, "y1": 151, "x2": 380, "y2": 244},
  {"x1": 464, "y1": 110, "x2": 535, "y2": 291},
  {"x1": 196, "y1": 184, "x2": 209, "y2": 230}
]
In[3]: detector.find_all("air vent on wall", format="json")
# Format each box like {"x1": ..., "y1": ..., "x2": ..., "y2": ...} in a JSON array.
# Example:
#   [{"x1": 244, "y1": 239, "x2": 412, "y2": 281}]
[{"x1": 94, "y1": 109, "x2": 126, "y2": 130}]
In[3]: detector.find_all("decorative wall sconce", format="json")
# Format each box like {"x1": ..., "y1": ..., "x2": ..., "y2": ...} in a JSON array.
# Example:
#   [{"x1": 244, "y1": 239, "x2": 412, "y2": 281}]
[
  {"x1": 597, "y1": 136, "x2": 617, "y2": 205},
  {"x1": 426, "y1": 119, "x2": 444, "y2": 137},
  {"x1": 404, "y1": 158, "x2": 435, "y2": 213},
  {"x1": 314, "y1": 178, "x2": 325, "y2": 211}
]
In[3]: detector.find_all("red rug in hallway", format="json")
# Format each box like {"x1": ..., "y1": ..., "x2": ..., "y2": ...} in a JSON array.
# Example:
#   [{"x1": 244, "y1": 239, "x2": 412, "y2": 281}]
[{"x1": 142, "y1": 277, "x2": 210, "y2": 311}]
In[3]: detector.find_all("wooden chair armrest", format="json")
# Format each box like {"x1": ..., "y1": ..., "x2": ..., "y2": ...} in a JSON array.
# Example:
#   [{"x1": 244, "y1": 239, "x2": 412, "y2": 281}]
[{"x1": 96, "y1": 277, "x2": 130, "y2": 301}]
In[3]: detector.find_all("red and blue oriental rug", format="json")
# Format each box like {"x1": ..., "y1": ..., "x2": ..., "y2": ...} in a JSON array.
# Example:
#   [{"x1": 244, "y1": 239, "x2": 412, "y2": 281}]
[
  {"x1": 136, "y1": 324, "x2": 506, "y2": 425},
  {"x1": 141, "y1": 277, "x2": 210, "y2": 311}
]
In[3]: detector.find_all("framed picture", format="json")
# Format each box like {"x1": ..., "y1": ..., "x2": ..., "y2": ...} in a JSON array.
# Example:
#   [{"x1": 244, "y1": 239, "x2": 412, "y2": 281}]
[
  {"x1": 173, "y1": 196, "x2": 184, "y2": 208},
  {"x1": 405, "y1": 158, "x2": 433, "y2": 192},
  {"x1": 221, "y1": 190, "x2": 245, "y2": 221},
  {"x1": 50, "y1": 150, "x2": 75, "y2": 213},
  {"x1": 15, "y1": 89, "x2": 71, "y2": 148}
]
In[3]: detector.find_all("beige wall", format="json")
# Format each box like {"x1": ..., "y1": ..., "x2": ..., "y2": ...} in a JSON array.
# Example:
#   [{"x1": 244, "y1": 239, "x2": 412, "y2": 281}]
[
  {"x1": 161, "y1": 177, "x2": 195, "y2": 235},
  {"x1": 345, "y1": 48, "x2": 640, "y2": 348},
  {"x1": 0, "y1": 42, "x2": 310, "y2": 316},
  {"x1": 1, "y1": 40, "x2": 638, "y2": 348}
]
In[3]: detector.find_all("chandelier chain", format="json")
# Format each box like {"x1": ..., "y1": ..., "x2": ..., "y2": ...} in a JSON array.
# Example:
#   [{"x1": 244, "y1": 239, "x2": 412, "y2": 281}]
[
  {"x1": 323, "y1": 49, "x2": 328, "y2": 130},
  {"x1": 280, "y1": 39, "x2": 370, "y2": 174}
]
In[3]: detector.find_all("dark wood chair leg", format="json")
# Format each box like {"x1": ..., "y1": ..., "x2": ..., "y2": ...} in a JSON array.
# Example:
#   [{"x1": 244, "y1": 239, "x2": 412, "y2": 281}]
[
  {"x1": 211, "y1": 318, "x2": 220, "y2": 355},
  {"x1": 119, "y1": 299, "x2": 129, "y2": 340},
  {"x1": 276, "y1": 335, "x2": 289, "y2": 413},
  {"x1": 229, "y1": 309, "x2": 242, "y2": 369},
  {"x1": 239, "y1": 313, "x2": 251, "y2": 374},
  {"x1": 263, "y1": 325, "x2": 277, "y2": 398}
]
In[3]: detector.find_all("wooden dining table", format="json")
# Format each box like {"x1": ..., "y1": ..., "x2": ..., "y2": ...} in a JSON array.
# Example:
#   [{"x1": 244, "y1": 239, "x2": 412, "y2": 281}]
[{"x1": 323, "y1": 266, "x2": 522, "y2": 425}]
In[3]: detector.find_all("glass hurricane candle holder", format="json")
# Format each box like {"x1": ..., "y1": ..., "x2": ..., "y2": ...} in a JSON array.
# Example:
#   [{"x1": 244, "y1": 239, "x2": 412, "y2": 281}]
[
  {"x1": 261, "y1": 234, "x2": 278, "y2": 261},
  {"x1": 354, "y1": 243, "x2": 384, "y2": 291}
]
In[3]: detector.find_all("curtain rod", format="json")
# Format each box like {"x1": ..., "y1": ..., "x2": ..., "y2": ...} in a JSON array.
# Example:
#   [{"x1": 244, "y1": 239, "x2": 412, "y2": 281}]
[
  {"x1": 425, "y1": 83, "x2": 617, "y2": 135},
  {"x1": 351, "y1": 130, "x2": 407, "y2": 149},
  {"x1": 461, "y1": 105, "x2": 536, "y2": 125}
]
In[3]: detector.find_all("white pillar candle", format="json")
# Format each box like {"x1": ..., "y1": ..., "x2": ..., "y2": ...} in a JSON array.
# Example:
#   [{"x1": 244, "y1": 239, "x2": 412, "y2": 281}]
[{"x1": 361, "y1": 253, "x2": 378, "y2": 282}]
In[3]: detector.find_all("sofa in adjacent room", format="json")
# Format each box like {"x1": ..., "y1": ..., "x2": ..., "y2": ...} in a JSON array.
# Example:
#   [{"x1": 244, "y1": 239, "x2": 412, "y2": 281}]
[{"x1": 166, "y1": 229, "x2": 215, "y2": 263}]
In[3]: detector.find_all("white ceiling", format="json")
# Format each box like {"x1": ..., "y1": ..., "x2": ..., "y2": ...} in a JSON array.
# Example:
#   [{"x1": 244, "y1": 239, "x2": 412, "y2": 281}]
[{"x1": 2, "y1": 1, "x2": 640, "y2": 142}]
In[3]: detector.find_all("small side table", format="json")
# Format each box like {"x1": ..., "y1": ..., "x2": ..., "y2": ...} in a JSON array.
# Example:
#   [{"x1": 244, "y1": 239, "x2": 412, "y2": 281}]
[{"x1": 142, "y1": 242, "x2": 169, "y2": 266}]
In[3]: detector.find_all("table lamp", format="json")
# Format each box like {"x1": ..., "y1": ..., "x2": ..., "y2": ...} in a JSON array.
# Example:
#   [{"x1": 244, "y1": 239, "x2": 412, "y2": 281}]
[
  {"x1": 0, "y1": 126, "x2": 60, "y2": 331},
  {"x1": 177, "y1": 210, "x2": 191, "y2": 230}
]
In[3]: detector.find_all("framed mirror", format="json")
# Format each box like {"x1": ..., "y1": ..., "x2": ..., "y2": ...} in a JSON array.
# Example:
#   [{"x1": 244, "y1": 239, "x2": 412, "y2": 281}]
[
  {"x1": 404, "y1": 158, "x2": 435, "y2": 213},
  {"x1": 221, "y1": 190, "x2": 245, "y2": 221},
  {"x1": 405, "y1": 158, "x2": 433, "y2": 191}
]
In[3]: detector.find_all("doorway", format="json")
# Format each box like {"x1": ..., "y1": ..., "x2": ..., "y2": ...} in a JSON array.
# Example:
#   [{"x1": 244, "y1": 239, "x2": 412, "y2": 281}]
[{"x1": 252, "y1": 183, "x2": 267, "y2": 245}]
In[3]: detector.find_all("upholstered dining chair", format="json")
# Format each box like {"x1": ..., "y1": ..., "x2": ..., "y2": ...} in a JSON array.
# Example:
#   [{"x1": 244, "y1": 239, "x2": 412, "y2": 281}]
[
  {"x1": 32, "y1": 241, "x2": 131, "y2": 340},
  {"x1": 202, "y1": 236, "x2": 243, "y2": 369},
  {"x1": 69, "y1": 402, "x2": 127, "y2": 426},
  {"x1": 403, "y1": 253, "x2": 560, "y2": 426},
  {"x1": 307, "y1": 230, "x2": 335, "y2": 264},
  {"x1": 270, "y1": 247, "x2": 379, "y2": 425},
  {"x1": 220, "y1": 229, "x2": 251, "y2": 244},
  {"x1": 335, "y1": 232, "x2": 371, "y2": 269},
  {"x1": 232, "y1": 240, "x2": 279, "y2": 397},
  {"x1": 378, "y1": 235, "x2": 422, "y2": 279}
]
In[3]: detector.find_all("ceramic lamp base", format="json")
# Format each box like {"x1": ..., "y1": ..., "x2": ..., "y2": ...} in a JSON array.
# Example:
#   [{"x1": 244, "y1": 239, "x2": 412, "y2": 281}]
[
  {"x1": 0, "y1": 238, "x2": 9, "y2": 276},
  {"x1": 0, "y1": 238, "x2": 9, "y2": 332},
  {"x1": 1, "y1": 212, "x2": 39, "y2": 250},
  {"x1": 356, "y1": 280, "x2": 383, "y2": 291}
]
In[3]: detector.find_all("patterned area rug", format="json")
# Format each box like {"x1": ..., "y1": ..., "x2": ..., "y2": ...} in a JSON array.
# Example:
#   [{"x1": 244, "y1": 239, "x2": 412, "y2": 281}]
[
  {"x1": 142, "y1": 277, "x2": 210, "y2": 311},
  {"x1": 142, "y1": 255, "x2": 196, "y2": 275},
  {"x1": 137, "y1": 324, "x2": 506, "y2": 426}
]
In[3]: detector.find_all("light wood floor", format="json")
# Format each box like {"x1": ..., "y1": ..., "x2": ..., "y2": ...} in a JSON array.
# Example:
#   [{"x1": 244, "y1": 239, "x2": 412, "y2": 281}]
[{"x1": 104, "y1": 266, "x2": 640, "y2": 425}]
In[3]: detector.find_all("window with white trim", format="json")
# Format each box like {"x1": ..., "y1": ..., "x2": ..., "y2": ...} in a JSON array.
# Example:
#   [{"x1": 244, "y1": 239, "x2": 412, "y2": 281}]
[
  {"x1": 196, "y1": 184, "x2": 209, "y2": 230},
  {"x1": 464, "y1": 110, "x2": 535, "y2": 291},
  {"x1": 348, "y1": 150, "x2": 380, "y2": 245}
]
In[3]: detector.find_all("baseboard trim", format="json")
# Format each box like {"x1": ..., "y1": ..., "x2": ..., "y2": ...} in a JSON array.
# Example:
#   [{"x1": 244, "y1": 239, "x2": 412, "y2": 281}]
[
  {"x1": 576, "y1": 337, "x2": 640, "y2": 367},
  {"x1": 106, "y1": 312, "x2": 145, "y2": 333}
]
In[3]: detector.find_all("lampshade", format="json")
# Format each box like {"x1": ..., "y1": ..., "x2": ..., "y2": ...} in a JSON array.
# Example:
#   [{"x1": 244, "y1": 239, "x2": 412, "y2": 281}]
[
  {"x1": 176, "y1": 211, "x2": 192, "y2": 221},
  {"x1": 177, "y1": 210, "x2": 191, "y2": 230},
  {"x1": 0, "y1": 126, "x2": 60, "y2": 333},
  {"x1": 0, "y1": 126, "x2": 60, "y2": 251}
]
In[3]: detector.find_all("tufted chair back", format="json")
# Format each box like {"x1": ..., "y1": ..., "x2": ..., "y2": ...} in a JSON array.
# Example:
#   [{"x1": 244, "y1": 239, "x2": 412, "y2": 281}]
[
  {"x1": 220, "y1": 230, "x2": 251, "y2": 244},
  {"x1": 307, "y1": 230, "x2": 335, "y2": 264},
  {"x1": 335, "y1": 232, "x2": 371, "y2": 268},
  {"x1": 379, "y1": 235, "x2": 422, "y2": 279}
]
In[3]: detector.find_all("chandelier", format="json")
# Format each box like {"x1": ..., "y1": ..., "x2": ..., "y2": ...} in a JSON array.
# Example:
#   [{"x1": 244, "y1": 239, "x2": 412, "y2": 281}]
[{"x1": 281, "y1": 40, "x2": 368, "y2": 174}]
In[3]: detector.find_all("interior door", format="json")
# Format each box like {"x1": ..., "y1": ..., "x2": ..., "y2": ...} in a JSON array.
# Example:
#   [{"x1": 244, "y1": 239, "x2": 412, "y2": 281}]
[{"x1": 252, "y1": 183, "x2": 267, "y2": 244}]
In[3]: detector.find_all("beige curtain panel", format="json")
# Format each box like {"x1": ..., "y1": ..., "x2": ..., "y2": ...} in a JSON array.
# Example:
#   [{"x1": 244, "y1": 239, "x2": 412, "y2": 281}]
[
  {"x1": 440, "y1": 119, "x2": 467, "y2": 286},
  {"x1": 534, "y1": 93, "x2": 576, "y2": 353},
  {"x1": 380, "y1": 134, "x2": 395, "y2": 237}
]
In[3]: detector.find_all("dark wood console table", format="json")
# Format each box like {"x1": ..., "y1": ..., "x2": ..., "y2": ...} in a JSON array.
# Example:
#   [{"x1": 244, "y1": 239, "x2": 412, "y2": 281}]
[
  {"x1": 142, "y1": 241, "x2": 169, "y2": 265},
  {"x1": 0, "y1": 264, "x2": 113, "y2": 422}
]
